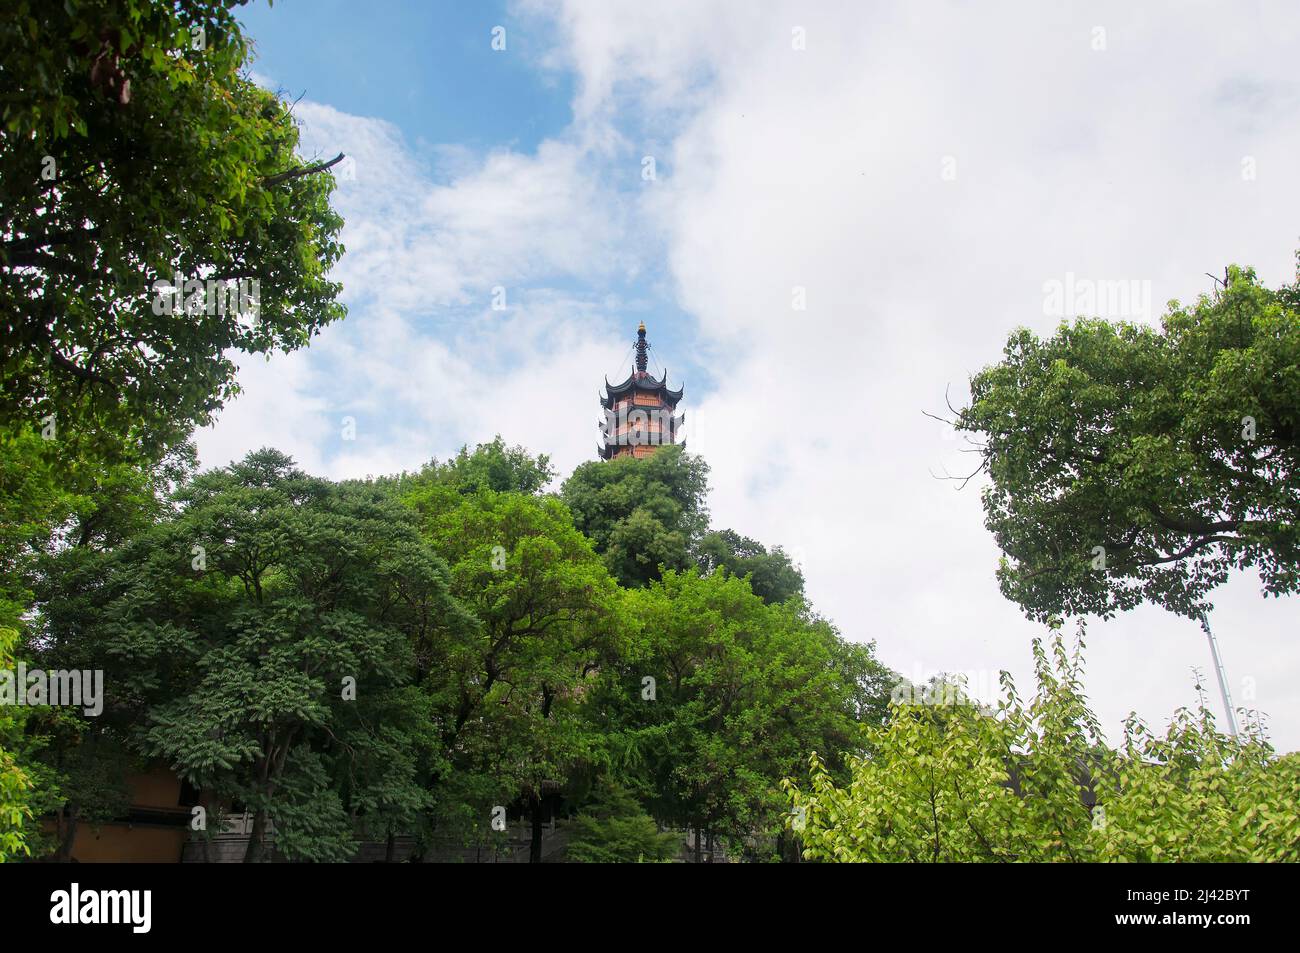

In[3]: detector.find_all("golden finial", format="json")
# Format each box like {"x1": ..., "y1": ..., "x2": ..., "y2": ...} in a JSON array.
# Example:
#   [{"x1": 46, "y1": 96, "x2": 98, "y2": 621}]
[{"x1": 635, "y1": 322, "x2": 648, "y2": 373}]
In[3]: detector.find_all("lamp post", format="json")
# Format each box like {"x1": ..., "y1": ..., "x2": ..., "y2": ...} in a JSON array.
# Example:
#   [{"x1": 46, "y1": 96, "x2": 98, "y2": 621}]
[{"x1": 1199, "y1": 612, "x2": 1238, "y2": 738}]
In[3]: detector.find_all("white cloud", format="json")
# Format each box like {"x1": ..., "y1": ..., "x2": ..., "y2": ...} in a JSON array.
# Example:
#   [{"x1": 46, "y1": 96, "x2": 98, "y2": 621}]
[
  {"x1": 198, "y1": 97, "x2": 641, "y2": 482},
  {"x1": 196, "y1": 349, "x2": 333, "y2": 475},
  {"x1": 203, "y1": 1, "x2": 1300, "y2": 752},
  {"x1": 544, "y1": 0, "x2": 1300, "y2": 750}
]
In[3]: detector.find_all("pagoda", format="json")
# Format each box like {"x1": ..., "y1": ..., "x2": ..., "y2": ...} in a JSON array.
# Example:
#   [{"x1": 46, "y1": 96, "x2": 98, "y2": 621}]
[{"x1": 598, "y1": 322, "x2": 684, "y2": 459}]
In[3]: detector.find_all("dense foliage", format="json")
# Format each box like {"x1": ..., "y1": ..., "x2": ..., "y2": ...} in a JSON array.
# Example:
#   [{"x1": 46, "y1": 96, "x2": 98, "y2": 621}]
[
  {"x1": 786, "y1": 627, "x2": 1299, "y2": 862},
  {"x1": 0, "y1": 627, "x2": 34, "y2": 860},
  {"x1": 587, "y1": 568, "x2": 893, "y2": 859},
  {"x1": 958, "y1": 263, "x2": 1300, "y2": 621},
  {"x1": 401, "y1": 466, "x2": 622, "y2": 862},
  {"x1": 1, "y1": 432, "x2": 194, "y2": 861},
  {"x1": 1, "y1": 0, "x2": 346, "y2": 464},
  {"x1": 409, "y1": 436, "x2": 556, "y2": 495},
  {"x1": 564, "y1": 784, "x2": 680, "y2": 863},
  {"x1": 33, "y1": 450, "x2": 468, "y2": 861},
  {"x1": 697, "y1": 528, "x2": 805, "y2": 605},
  {"x1": 0, "y1": 0, "x2": 349, "y2": 863},
  {"x1": 562, "y1": 445, "x2": 710, "y2": 587},
  {"x1": 13, "y1": 440, "x2": 893, "y2": 862}
]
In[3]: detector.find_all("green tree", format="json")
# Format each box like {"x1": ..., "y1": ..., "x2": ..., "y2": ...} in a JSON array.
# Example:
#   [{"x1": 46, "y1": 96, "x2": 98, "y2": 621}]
[
  {"x1": 786, "y1": 627, "x2": 1299, "y2": 862},
  {"x1": 20, "y1": 714, "x2": 135, "y2": 863},
  {"x1": 561, "y1": 445, "x2": 710, "y2": 587},
  {"x1": 588, "y1": 569, "x2": 893, "y2": 860},
  {"x1": 1, "y1": 0, "x2": 346, "y2": 463},
  {"x1": 565, "y1": 783, "x2": 680, "y2": 863},
  {"x1": 0, "y1": 426, "x2": 82, "y2": 633},
  {"x1": 956, "y1": 263, "x2": 1300, "y2": 621},
  {"x1": 697, "y1": 528, "x2": 805, "y2": 605},
  {"x1": 414, "y1": 436, "x2": 555, "y2": 495},
  {"x1": 1, "y1": 426, "x2": 193, "y2": 638},
  {"x1": 403, "y1": 480, "x2": 622, "y2": 862},
  {"x1": 2, "y1": 432, "x2": 192, "y2": 858},
  {"x1": 0, "y1": 626, "x2": 35, "y2": 861},
  {"x1": 37, "y1": 449, "x2": 466, "y2": 862}
]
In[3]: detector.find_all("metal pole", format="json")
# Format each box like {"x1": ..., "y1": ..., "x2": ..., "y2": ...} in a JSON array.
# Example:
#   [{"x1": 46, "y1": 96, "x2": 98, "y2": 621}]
[{"x1": 1199, "y1": 612, "x2": 1238, "y2": 738}]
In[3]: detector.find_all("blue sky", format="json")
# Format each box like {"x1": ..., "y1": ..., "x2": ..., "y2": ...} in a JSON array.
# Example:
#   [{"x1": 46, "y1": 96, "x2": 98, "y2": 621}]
[
  {"x1": 201, "y1": 1, "x2": 1300, "y2": 752},
  {"x1": 231, "y1": 0, "x2": 710, "y2": 464},
  {"x1": 239, "y1": 1, "x2": 573, "y2": 156}
]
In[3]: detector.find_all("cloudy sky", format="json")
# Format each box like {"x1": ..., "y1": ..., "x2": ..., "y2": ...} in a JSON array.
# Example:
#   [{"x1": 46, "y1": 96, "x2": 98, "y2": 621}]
[{"x1": 203, "y1": 0, "x2": 1300, "y2": 751}]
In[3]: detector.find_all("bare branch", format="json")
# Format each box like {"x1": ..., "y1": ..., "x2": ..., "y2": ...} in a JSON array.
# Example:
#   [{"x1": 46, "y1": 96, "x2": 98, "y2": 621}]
[
  {"x1": 34, "y1": 326, "x2": 113, "y2": 387},
  {"x1": 1149, "y1": 535, "x2": 1240, "y2": 565},
  {"x1": 928, "y1": 459, "x2": 988, "y2": 490},
  {"x1": 2, "y1": 227, "x2": 101, "y2": 254},
  {"x1": 263, "y1": 152, "x2": 345, "y2": 187},
  {"x1": 944, "y1": 382, "x2": 964, "y2": 418},
  {"x1": 1, "y1": 249, "x2": 93, "y2": 278}
]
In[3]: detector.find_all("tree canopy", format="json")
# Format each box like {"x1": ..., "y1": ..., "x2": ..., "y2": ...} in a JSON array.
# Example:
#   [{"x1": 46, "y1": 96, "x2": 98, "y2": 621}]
[
  {"x1": 697, "y1": 528, "x2": 805, "y2": 605},
  {"x1": 401, "y1": 473, "x2": 622, "y2": 861},
  {"x1": 0, "y1": 1, "x2": 351, "y2": 862},
  {"x1": 34, "y1": 449, "x2": 468, "y2": 861},
  {"x1": 786, "y1": 626, "x2": 1299, "y2": 862},
  {"x1": 583, "y1": 567, "x2": 893, "y2": 858},
  {"x1": 0, "y1": 627, "x2": 35, "y2": 860},
  {"x1": 564, "y1": 784, "x2": 680, "y2": 863},
  {"x1": 1, "y1": 0, "x2": 346, "y2": 463},
  {"x1": 957, "y1": 263, "x2": 1300, "y2": 621},
  {"x1": 402, "y1": 436, "x2": 555, "y2": 496},
  {"x1": 12, "y1": 440, "x2": 898, "y2": 863},
  {"x1": 562, "y1": 445, "x2": 710, "y2": 587}
]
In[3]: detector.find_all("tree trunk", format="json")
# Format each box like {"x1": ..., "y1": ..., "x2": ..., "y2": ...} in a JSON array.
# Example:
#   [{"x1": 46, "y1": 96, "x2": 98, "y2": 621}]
[
  {"x1": 243, "y1": 809, "x2": 268, "y2": 863},
  {"x1": 385, "y1": 831, "x2": 396, "y2": 864},
  {"x1": 243, "y1": 738, "x2": 289, "y2": 863},
  {"x1": 55, "y1": 804, "x2": 80, "y2": 862},
  {"x1": 529, "y1": 793, "x2": 544, "y2": 864}
]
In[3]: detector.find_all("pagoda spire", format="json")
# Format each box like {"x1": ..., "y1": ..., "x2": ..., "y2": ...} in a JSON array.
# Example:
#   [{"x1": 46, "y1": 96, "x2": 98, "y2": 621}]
[{"x1": 635, "y1": 321, "x2": 649, "y2": 375}]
